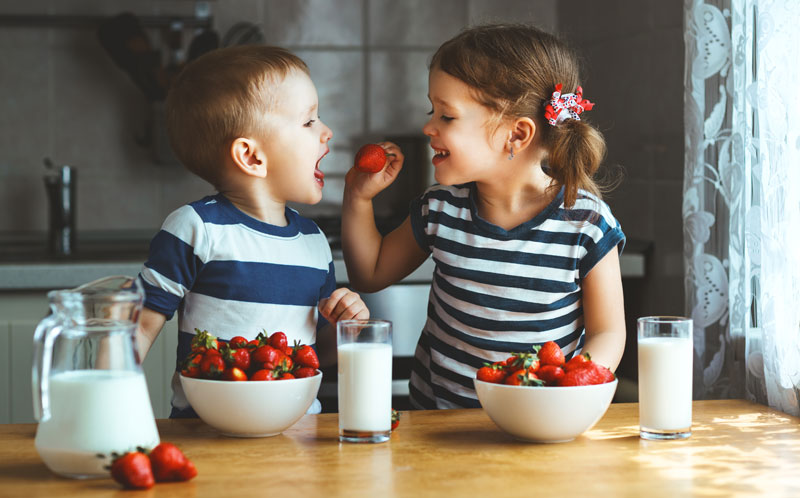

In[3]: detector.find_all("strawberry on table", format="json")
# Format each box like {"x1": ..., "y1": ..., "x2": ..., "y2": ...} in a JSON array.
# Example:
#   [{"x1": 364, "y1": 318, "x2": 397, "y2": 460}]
[
  {"x1": 354, "y1": 144, "x2": 387, "y2": 173},
  {"x1": 148, "y1": 443, "x2": 197, "y2": 483},
  {"x1": 391, "y1": 409, "x2": 400, "y2": 431},
  {"x1": 110, "y1": 451, "x2": 154, "y2": 490}
]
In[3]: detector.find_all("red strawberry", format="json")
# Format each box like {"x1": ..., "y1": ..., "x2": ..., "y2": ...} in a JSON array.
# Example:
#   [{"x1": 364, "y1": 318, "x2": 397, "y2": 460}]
[
  {"x1": 180, "y1": 351, "x2": 203, "y2": 378},
  {"x1": 279, "y1": 372, "x2": 295, "y2": 380},
  {"x1": 294, "y1": 366, "x2": 317, "y2": 378},
  {"x1": 504, "y1": 368, "x2": 543, "y2": 386},
  {"x1": 191, "y1": 329, "x2": 218, "y2": 353},
  {"x1": 148, "y1": 443, "x2": 197, "y2": 483},
  {"x1": 294, "y1": 344, "x2": 320, "y2": 369},
  {"x1": 559, "y1": 362, "x2": 614, "y2": 386},
  {"x1": 269, "y1": 331, "x2": 288, "y2": 350},
  {"x1": 229, "y1": 336, "x2": 248, "y2": 349},
  {"x1": 199, "y1": 350, "x2": 225, "y2": 378},
  {"x1": 222, "y1": 366, "x2": 248, "y2": 381},
  {"x1": 354, "y1": 144, "x2": 387, "y2": 173},
  {"x1": 250, "y1": 369, "x2": 276, "y2": 381},
  {"x1": 252, "y1": 345, "x2": 280, "y2": 366},
  {"x1": 476, "y1": 364, "x2": 507, "y2": 384},
  {"x1": 391, "y1": 408, "x2": 400, "y2": 430},
  {"x1": 224, "y1": 347, "x2": 251, "y2": 371},
  {"x1": 537, "y1": 364, "x2": 566, "y2": 385},
  {"x1": 110, "y1": 451, "x2": 154, "y2": 490},
  {"x1": 536, "y1": 341, "x2": 565, "y2": 367},
  {"x1": 564, "y1": 352, "x2": 591, "y2": 371}
]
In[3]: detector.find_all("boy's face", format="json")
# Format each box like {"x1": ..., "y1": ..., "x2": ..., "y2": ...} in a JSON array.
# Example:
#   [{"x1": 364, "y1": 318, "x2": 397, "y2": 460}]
[{"x1": 260, "y1": 69, "x2": 333, "y2": 205}]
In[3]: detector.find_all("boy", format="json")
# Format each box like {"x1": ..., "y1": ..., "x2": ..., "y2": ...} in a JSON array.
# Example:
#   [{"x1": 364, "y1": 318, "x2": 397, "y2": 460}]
[{"x1": 136, "y1": 45, "x2": 369, "y2": 417}]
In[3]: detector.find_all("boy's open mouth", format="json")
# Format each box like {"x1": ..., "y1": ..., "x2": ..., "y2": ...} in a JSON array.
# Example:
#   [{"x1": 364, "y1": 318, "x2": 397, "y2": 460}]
[{"x1": 315, "y1": 148, "x2": 329, "y2": 186}]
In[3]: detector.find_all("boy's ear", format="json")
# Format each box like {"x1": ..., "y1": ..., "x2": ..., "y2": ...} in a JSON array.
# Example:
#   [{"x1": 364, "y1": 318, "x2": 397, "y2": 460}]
[
  {"x1": 230, "y1": 137, "x2": 267, "y2": 178},
  {"x1": 508, "y1": 117, "x2": 537, "y2": 153}
]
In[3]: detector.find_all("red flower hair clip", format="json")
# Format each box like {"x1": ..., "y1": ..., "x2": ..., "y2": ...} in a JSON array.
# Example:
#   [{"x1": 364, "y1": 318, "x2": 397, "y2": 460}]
[{"x1": 544, "y1": 84, "x2": 595, "y2": 126}]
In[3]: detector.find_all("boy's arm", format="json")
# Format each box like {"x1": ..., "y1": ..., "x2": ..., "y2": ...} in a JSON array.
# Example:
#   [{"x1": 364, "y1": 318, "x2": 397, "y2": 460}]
[
  {"x1": 136, "y1": 307, "x2": 167, "y2": 360},
  {"x1": 580, "y1": 249, "x2": 626, "y2": 371}
]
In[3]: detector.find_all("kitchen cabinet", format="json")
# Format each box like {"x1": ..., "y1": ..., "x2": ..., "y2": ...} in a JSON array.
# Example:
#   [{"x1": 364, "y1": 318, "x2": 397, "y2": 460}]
[{"x1": 0, "y1": 292, "x2": 177, "y2": 423}]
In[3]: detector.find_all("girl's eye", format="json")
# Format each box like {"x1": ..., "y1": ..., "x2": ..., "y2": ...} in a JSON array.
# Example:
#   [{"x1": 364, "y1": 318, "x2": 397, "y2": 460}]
[
  {"x1": 426, "y1": 109, "x2": 454, "y2": 122},
  {"x1": 304, "y1": 119, "x2": 316, "y2": 127}
]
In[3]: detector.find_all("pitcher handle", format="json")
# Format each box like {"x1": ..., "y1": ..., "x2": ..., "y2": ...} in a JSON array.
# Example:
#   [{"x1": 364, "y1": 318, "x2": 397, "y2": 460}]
[{"x1": 32, "y1": 315, "x2": 61, "y2": 422}]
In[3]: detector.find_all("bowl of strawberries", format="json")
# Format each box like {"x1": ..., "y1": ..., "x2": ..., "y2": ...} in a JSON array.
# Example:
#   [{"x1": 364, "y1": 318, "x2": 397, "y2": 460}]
[
  {"x1": 179, "y1": 329, "x2": 323, "y2": 437},
  {"x1": 474, "y1": 341, "x2": 617, "y2": 443}
]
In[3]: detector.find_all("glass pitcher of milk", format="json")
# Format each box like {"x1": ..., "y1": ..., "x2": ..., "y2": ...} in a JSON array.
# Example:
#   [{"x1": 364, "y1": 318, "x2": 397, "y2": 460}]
[{"x1": 32, "y1": 275, "x2": 160, "y2": 479}]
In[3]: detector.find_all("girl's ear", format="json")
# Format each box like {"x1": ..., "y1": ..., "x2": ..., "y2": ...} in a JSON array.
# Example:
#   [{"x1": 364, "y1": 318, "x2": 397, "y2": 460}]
[
  {"x1": 230, "y1": 137, "x2": 268, "y2": 178},
  {"x1": 507, "y1": 117, "x2": 537, "y2": 154}
]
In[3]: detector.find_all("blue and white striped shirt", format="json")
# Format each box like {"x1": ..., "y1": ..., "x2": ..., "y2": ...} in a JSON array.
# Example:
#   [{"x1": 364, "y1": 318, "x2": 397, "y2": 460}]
[
  {"x1": 139, "y1": 193, "x2": 336, "y2": 413},
  {"x1": 408, "y1": 183, "x2": 625, "y2": 409}
]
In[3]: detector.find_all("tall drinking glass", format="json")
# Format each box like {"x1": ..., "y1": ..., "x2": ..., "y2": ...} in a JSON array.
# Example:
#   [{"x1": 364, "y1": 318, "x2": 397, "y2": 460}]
[
  {"x1": 637, "y1": 316, "x2": 693, "y2": 440},
  {"x1": 337, "y1": 319, "x2": 392, "y2": 443}
]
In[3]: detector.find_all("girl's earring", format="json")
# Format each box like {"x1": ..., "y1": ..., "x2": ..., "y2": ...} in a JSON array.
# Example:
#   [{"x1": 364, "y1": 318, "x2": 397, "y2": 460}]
[{"x1": 508, "y1": 145, "x2": 514, "y2": 160}]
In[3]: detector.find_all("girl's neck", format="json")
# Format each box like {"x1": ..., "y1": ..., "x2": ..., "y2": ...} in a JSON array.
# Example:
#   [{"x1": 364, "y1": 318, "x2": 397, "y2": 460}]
[{"x1": 474, "y1": 161, "x2": 556, "y2": 230}]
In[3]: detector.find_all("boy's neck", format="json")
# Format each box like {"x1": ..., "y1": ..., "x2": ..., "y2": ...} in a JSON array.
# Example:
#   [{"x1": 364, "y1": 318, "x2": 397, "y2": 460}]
[{"x1": 219, "y1": 190, "x2": 288, "y2": 226}]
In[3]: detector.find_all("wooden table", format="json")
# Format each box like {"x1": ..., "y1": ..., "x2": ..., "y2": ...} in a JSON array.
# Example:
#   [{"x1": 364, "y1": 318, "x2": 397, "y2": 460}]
[{"x1": 1, "y1": 400, "x2": 799, "y2": 497}]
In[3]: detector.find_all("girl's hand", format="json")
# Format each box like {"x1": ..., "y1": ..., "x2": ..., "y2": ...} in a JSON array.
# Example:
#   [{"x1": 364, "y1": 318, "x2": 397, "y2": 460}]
[
  {"x1": 318, "y1": 287, "x2": 370, "y2": 324},
  {"x1": 344, "y1": 141, "x2": 404, "y2": 202}
]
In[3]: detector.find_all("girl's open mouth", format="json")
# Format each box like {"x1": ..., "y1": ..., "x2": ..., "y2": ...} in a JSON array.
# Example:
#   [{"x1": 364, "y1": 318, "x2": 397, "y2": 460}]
[{"x1": 432, "y1": 147, "x2": 450, "y2": 166}]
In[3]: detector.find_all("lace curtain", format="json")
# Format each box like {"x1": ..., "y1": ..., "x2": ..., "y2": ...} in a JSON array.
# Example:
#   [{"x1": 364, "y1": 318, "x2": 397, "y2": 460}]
[{"x1": 684, "y1": 0, "x2": 800, "y2": 415}]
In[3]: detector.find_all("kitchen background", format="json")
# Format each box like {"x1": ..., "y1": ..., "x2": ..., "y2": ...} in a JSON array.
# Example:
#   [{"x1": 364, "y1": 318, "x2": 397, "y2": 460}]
[{"x1": 0, "y1": 0, "x2": 684, "y2": 418}]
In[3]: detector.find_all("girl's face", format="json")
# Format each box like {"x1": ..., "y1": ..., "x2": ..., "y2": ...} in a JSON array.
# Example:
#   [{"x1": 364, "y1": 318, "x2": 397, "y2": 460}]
[
  {"x1": 422, "y1": 68, "x2": 508, "y2": 186},
  {"x1": 260, "y1": 69, "x2": 333, "y2": 205}
]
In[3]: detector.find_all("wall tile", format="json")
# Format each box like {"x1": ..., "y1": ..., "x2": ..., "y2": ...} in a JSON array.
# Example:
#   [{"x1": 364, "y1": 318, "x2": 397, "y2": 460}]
[
  {"x1": 557, "y1": 0, "x2": 655, "y2": 43},
  {"x1": 606, "y1": 178, "x2": 653, "y2": 244},
  {"x1": 262, "y1": 0, "x2": 362, "y2": 47},
  {"x1": 368, "y1": 0, "x2": 467, "y2": 47},
  {"x1": 78, "y1": 173, "x2": 165, "y2": 230},
  {"x1": 0, "y1": 177, "x2": 48, "y2": 231},
  {"x1": 368, "y1": 50, "x2": 431, "y2": 135},
  {"x1": 213, "y1": 0, "x2": 263, "y2": 41},
  {"x1": 468, "y1": 0, "x2": 557, "y2": 32},
  {"x1": 296, "y1": 49, "x2": 364, "y2": 162},
  {"x1": 651, "y1": 28, "x2": 685, "y2": 182}
]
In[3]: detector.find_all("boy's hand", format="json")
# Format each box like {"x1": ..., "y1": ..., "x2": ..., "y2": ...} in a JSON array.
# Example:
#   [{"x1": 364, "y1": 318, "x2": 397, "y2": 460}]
[
  {"x1": 344, "y1": 141, "x2": 404, "y2": 202},
  {"x1": 319, "y1": 287, "x2": 370, "y2": 324}
]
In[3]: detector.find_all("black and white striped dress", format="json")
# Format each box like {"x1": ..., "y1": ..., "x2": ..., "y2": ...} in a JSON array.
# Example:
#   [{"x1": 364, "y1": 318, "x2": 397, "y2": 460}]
[{"x1": 408, "y1": 183, "x2": 625, "y2": 409}]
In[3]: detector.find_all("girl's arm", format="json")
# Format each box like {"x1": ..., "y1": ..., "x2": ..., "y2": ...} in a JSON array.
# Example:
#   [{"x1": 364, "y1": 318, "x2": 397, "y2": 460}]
[
  {"x1": 341, "y1": 142, "x2": 428, "y2": 293},
  {"x1": 580, "y1": 248, "x2": 626, "y2": 371}
]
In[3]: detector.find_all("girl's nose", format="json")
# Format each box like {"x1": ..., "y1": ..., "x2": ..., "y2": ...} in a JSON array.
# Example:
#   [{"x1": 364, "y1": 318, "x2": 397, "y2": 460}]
[{"x1": 422, "y1": 119, "x2": 435, "y2": 137}]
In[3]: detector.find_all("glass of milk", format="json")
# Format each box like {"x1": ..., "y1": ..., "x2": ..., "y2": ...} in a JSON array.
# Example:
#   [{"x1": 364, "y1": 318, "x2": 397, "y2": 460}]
[
  {"x1": 637, "y1": 316, "x2": 693, "y2": 440},
  {"x1": 337, "y1": 319, "x2": 393, "y2": 443}
]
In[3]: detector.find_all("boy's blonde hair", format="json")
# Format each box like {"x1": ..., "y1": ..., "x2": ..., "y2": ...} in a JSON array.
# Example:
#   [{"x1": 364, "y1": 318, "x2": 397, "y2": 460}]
[
  {"x1": 166, "y1": 45, "x2": 309, "y2": 187},
  {"x1": 430, "y1": 24, "x2": 608, "y2": 208}
]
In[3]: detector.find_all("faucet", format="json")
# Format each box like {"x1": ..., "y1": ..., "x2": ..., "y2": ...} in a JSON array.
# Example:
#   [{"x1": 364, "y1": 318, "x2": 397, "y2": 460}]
[{"x1": 43, "y1": 158, "x2": 76, "y2": 257}]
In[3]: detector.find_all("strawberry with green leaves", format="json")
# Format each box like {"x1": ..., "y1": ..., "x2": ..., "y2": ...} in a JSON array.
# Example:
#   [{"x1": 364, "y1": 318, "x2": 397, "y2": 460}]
[
  {"x1": 191, "y1": 329, "x2": 218, "y2": 354},
  {"x1": 148, "y1": 442, "x2": 197, "y2": 483},
  {"x1": 476, "y1": 363, "x2": 508, "y2": 384}
]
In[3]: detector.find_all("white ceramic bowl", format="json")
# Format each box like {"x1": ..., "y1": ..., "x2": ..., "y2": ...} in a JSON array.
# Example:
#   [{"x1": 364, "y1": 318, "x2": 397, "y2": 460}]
[
  {"x1": 474, "y1": 378, "x2": 617, "y2": 443},
  {"x1": 180, "y1": 372, "x2": 322, "y2": 437}
]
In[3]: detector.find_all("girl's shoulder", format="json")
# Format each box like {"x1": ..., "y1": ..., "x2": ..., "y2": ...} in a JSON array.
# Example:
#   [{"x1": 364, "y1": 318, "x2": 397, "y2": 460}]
[{"x1": 566, "y1": 189, "x2": 620, "y2": 226}]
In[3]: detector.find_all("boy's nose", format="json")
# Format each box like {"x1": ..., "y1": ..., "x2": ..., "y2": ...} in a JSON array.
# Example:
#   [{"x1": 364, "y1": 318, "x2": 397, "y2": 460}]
[{"x1": 321, "y1": 123, "x2": 333, "y2": 142}]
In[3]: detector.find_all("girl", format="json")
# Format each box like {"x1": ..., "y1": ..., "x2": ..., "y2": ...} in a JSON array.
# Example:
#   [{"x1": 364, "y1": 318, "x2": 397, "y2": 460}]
[{"x1": 342, "y1": 24, "x2": 626, "y2": 409}]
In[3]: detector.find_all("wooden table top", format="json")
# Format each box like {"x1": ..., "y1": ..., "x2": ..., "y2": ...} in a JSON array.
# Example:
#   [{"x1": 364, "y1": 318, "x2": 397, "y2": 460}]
[{"x1": 1, "y1": 400, "x2": 799, "y2": 497}]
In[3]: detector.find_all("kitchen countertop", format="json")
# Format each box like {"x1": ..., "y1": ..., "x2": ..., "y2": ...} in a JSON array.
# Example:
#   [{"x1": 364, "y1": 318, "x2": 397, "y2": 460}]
[
  {"x1": 0, "y1": 231, "x2": 649, "y2": 290},
  {"x1": 0, "y1": 400, "x2": 798, "y2": 496}
]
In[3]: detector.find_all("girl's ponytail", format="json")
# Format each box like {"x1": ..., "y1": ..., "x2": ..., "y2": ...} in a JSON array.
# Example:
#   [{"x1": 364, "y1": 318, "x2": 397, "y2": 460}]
[{"x1": 546, "y1": 119, "x2": 606, "y2": 208}]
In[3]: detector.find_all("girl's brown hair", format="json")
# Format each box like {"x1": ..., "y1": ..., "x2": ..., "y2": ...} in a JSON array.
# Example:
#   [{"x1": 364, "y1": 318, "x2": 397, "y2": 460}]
[
  {"x1": 166, "y1": 45, "x2": 309, "y2": 187},
  {"x1": 430, "y1": 23, "x2": 607, "y2": 208}
]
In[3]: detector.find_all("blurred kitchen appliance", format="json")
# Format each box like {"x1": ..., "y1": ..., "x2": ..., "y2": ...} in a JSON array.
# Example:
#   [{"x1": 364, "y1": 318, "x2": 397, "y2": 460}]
[{"x1": 43, "y1": 158, "x2": 76, "y2": 258}]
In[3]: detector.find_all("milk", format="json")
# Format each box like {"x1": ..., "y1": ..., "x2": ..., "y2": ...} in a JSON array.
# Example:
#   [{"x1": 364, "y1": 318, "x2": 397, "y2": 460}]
[
  {"x1": 638, "y1": 336, "x2": 693, "y2": 432},
  {"x1": 338, "y1": 343, "x2": 393, "y2": 432},
  {"x1": 35, "y1": 370, "x2": 160, "y2": 478}
]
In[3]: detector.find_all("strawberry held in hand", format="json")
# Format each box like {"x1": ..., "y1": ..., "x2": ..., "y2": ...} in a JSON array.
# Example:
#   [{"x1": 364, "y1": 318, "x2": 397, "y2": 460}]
[{"x1": 354, "y1": 144, "x2": 387, "y2": 173}]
